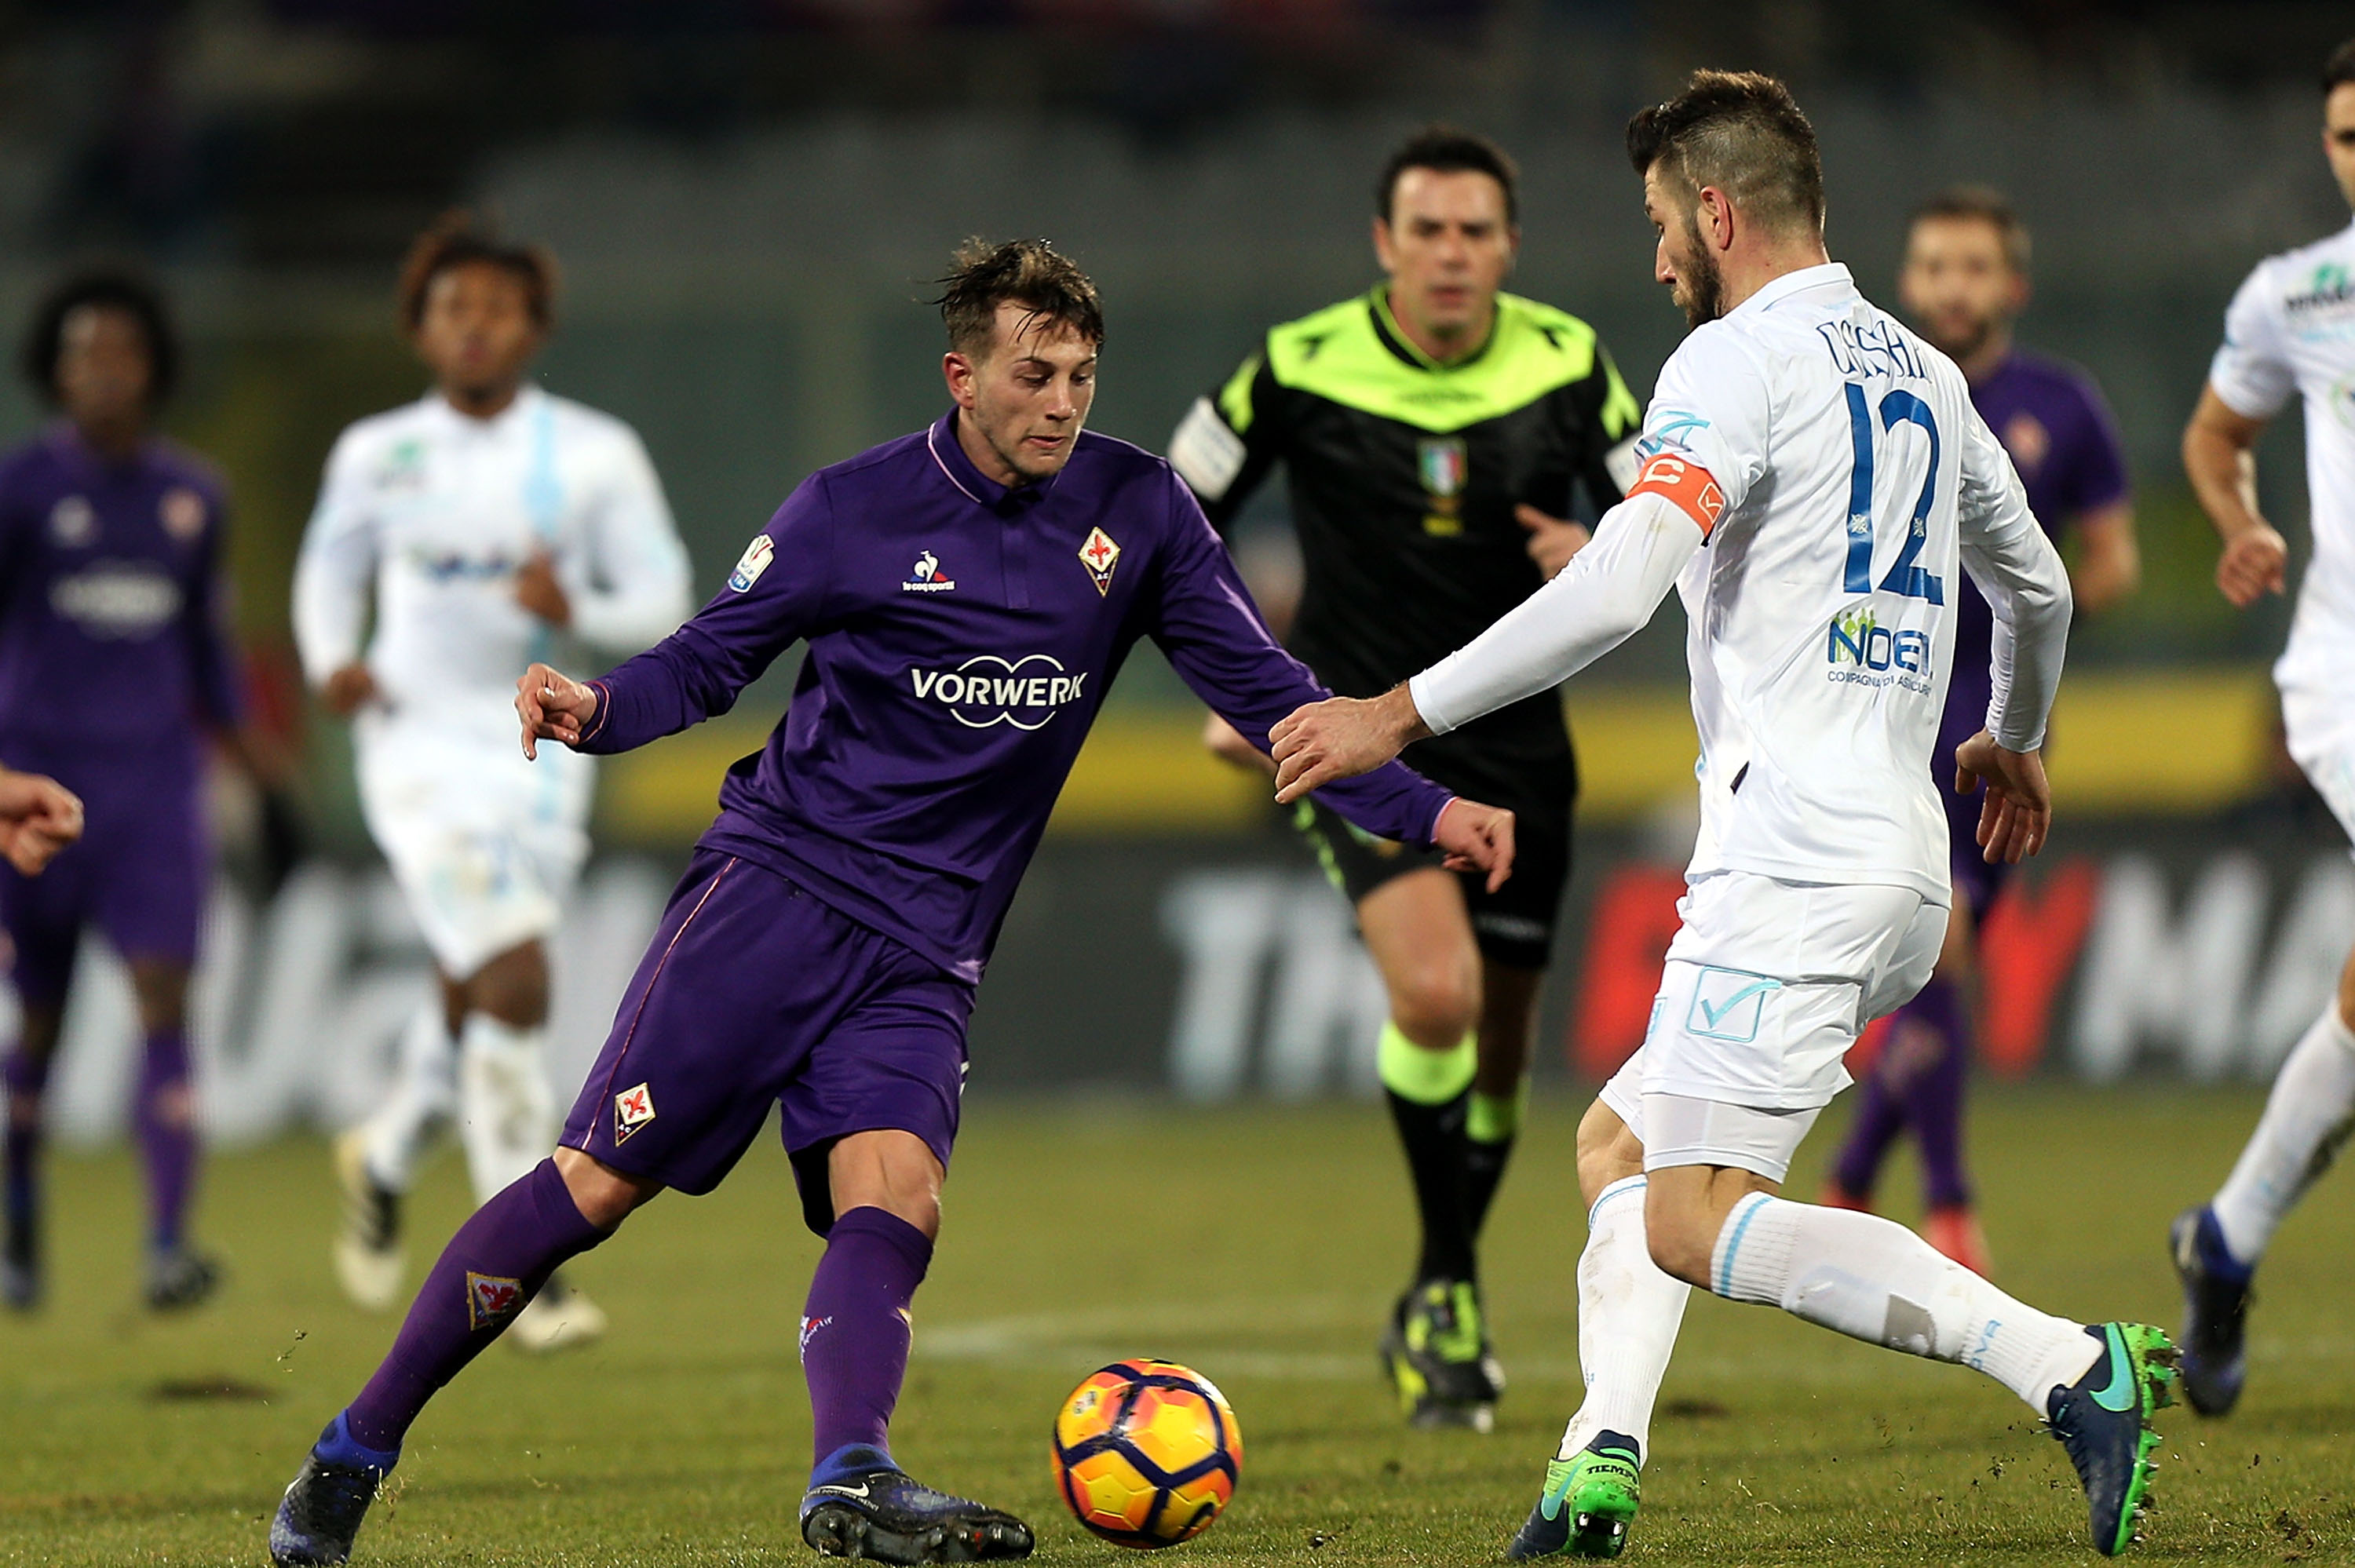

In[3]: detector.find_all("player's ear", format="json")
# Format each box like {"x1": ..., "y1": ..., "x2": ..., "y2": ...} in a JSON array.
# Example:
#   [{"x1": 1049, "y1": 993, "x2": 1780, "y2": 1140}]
[
  {"x1": 942, "y1": 350, "x2": 977, "y2": 410},
  {"x1": 1371, "y1": 215, "x2": 1397, "y2": 272}
]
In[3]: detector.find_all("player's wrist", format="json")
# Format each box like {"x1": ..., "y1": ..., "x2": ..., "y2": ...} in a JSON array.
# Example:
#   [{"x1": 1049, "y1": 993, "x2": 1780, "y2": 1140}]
[{"x1": 1381, "y1": 683, "x2": 1432, "y2": 746}]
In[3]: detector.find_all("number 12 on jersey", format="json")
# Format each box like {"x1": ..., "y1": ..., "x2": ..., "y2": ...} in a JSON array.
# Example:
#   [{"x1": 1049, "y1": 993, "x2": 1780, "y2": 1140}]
[{"x1": 1842, "y1": 383, "x2": 1944, "y2": 605}]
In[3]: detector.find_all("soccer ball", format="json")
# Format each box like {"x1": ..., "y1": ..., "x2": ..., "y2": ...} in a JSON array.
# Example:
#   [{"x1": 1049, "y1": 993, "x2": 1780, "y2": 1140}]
[{"x1": 1050, "y1": 1359, "x2": 1243, "y2": 1548}]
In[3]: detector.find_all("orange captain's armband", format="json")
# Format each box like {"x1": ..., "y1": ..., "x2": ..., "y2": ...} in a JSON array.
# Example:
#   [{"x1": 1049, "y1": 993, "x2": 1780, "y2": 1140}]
[{"x1": 1627, "y1": 452, "x2": 1726, "y2": 538}]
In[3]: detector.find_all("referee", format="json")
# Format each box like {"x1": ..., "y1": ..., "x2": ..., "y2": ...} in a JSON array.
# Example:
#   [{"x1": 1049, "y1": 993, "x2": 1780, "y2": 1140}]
[{"x1": 1170, "y1": 126, "x2": 1639, "y2": 1431}]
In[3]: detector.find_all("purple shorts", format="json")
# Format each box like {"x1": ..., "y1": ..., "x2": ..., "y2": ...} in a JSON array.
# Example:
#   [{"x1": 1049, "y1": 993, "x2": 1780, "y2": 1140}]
[
  {"x1": 0, "y1": 741, "x2": 206, "y2": 1001},
  {"x1": 1937, "y1": 674, "x2": 2007, "y2": 924},
  {"x1": 560, "y1": 848, "x2": 974, "y2": 1234}
]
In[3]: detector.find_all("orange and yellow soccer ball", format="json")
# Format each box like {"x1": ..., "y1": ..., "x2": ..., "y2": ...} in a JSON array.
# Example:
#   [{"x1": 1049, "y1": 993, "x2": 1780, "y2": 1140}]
[{"x1": 1050, "y1": 1359, "x2": 1243, "y2": 1548}]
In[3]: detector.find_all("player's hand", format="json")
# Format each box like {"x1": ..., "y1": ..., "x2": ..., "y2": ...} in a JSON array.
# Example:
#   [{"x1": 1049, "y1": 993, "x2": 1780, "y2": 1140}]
[
  {"x1": 1433, "y1": 798, "x2": 1516, "y2": 893},
  {"x1": 1517, "y1": 503, "x2": 1592, "y2": 581},
  {"x1": 1201, "y1": 711, "x2": 1276, "y2": 778},
  {"x1": 0, "y1": 768, "x2": 82, "y2": 876},
  {"x1": 515, "y1": 550, "x2": 572, "y2": 628},
  {"x1": 320, "y1": 662, "x2": 382, "y2": 717},
  {"x1": 1269, "y1": 685, "x2": 1430, "y2": 804},
  {"x1": 516, "y1": 662, "x2": 598, "y2": 760},
  {"x1": 2215, "y1": 521, "x2": 2287, "y2": 608},
  {"x1": 1954, "y1": 729, "x2": 2050, "y2": 865}
]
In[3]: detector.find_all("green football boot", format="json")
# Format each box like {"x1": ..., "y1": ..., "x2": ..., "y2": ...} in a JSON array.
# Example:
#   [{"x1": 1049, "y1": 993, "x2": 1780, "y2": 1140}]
[
  {"x1": 1379, "y1": 1278, "x2": 1499, "y2": 1431},
  {"x1": 2046, "y1": 1322, "x2": 2179, "y2": 1556},
  {"x1": 1506, "y1": 1431, "x2": 1641, "y2": 1559}
]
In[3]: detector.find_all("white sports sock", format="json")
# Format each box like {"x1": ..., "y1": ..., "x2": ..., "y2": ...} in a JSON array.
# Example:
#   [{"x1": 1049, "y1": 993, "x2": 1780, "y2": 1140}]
[
  {"x1": 2211, "y1": 1003, "x2": 2355, "y2": 1267},
  {"x1": 457, "y1": 1014, "x2": 557, "y2": 1205},
  {"x1": 360, "y1": 1001, "x2": 458, "y2": 1192},
  {"x1": 1556, "y1": 1176, "x2": 1690, "y2": 1461},
  {"x1": 1711, "y1": 1194, "x2": 2098, "y2": 1413}
]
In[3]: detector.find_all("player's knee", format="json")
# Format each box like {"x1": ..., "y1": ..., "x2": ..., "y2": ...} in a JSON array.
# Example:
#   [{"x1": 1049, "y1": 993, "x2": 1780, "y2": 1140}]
[
  {"x1": 1388, "y1": 960, "x2": 1480, "y2": 1047},
  {"x1": 468, "y1": 943, "x2": 551, "y2": 1028},
  {"x1": 553, "y1": 1147, "x2": 657, "y2": 1231}
]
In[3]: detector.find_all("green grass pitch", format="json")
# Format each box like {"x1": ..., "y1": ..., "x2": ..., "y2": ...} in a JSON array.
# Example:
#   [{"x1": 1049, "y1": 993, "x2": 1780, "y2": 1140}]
[{"x1": 4, "y1": 1085, "x2": 2353, "y2": 1565}]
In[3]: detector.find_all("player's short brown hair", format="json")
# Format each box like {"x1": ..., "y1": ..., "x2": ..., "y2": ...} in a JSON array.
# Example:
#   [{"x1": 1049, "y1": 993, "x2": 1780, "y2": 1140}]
[
  {"x1": 1377, "y1": 125, "x2": 1520, "y2": 226},
  {"x1": 396, "y1": 210, "x2": 558, "y2": 334},
  {"x1": 2326, "y1": 38, "x2": 2355, "y2": 95},
  {"x1": 1910, "y1": 185, "x2": 2031, "y2": 275},
  {"x1": 1627, "y1": 70, "x2": 1824, "y2": 239},
  {"x1": 935, "y1": 239, "x2": 1104, "y2": 359}
]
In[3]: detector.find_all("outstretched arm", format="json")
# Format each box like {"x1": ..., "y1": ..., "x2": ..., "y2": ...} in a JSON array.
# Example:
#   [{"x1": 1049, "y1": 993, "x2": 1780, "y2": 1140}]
[
  {"x1": 533, "y1": 478, "x2": 834, "y2": 757},
  {"x1": 1147, "y1": 478, "x2": 1510, "y2": 884}
]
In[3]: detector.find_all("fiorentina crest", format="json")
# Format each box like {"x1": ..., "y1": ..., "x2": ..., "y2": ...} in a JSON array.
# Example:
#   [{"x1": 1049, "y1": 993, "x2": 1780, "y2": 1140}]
[
  {"x1": 1077, "y1": 527, "x2": 1121, "y2": 596},
  {"x1": 613, "y1": 1081, "x2": 657, "y2": 1144},
  {"x1": 466, "y1": 1271, "x2": 525, "y2": 1330}
]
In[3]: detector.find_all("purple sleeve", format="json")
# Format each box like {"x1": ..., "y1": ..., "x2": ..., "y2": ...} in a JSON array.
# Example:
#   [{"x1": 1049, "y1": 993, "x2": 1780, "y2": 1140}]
[
  {"x1": 1145, "y1": 472, "x2": 1453, "y2": 846},
  {"x1": 187, "y1": 490, "x2": 245, "y2": 729},
  {"x1": 2057, "y1": 374, "x2": 2132, "y2": 523},
  {"x1": 573, "y1": 476, "x2": 833, "y2": 755}
]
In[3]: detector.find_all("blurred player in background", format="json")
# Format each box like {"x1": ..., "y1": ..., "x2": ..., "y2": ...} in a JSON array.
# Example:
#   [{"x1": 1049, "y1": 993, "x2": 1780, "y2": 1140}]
[
  {"x1": 1170, "y1": 126, "x2": 1639, "y2": 1430},
  {"x1": 2169, "y1": 38, "x2": 2355, "y2": 1420},
  {"x1": 1823, "y1": 188, "x2": 2141, "y2": 1272},
  {"x1": 267, "y1": 239, "x2": 1513, "y2": 1568},
  {"x1": 293, "y1": 213, "x2": 692, "y2": 1351},
  {"x1": 1272, "y1": 71, "x2": 2179, "y2": 1560},
  {"x1": 0, "y1": 272, "x2": 257, "y2": 1312}
]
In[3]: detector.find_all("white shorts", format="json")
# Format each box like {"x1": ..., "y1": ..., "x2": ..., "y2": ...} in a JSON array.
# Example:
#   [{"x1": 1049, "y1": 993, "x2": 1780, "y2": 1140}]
[
  {"x1": 355, "y1": 712, "x2": 594, "y2": 978},
  {"x1": 1600, "y1": 870, "x2": 1948, "y2": 1180},
  {"x1": 2280, "y1": 674, "x2": 2355, "y2": 856}
]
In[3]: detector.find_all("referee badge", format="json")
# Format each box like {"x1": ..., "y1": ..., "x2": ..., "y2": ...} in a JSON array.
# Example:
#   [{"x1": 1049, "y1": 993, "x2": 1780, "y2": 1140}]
[{"x1": 1418, "y1": 437, "x2": 1466, "y2": 537}]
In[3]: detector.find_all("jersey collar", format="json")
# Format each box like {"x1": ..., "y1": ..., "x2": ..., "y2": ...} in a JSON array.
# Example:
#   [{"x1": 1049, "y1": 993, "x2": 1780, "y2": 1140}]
[
  {"x1": 1367, "y1": 285, "x2": 1499, "y2": 373},
  {"x1": 1729, "y1": 261, "x2": 1856, "y2": 321},
  {"x1": 424, "y1": 381, "x2": 546, "y2": 435},
  {"x1": 927, "y1": 409, "x2": 1059, "y2": 514}
]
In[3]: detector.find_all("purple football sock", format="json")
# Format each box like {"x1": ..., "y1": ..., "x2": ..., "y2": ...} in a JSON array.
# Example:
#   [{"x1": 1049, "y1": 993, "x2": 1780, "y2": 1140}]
[
  {"x1": 135, "y1": 1029, "x2": 197, "y2": 1254},
  {"x1": 1830, "y1": 1067, "x2": 1905, "y2": 1201},
  {"x1": 1900, "y1": 975, "x2": 1973, "y2": 1211},
  {"x1": 801, "y1": 1205, "x2": 933, "y2": 1471},
  {"x1": 3, "y1": 1048, "x2": 51, "y2": 1240},
  {"x1": 344, "y1": 1158, "x2": 608, "y2": 1453}
]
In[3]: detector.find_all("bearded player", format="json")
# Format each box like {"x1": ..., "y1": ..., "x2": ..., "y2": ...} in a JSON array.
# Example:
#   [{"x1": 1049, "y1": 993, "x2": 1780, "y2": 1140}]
[
  {"x1": 1270, "y1": 71, "x2": 2177, "y2": 1560},
  {"x1": 1822, "y1": 188, "x2": 2141, "y2": 1271},
  {"x1": 2168, "y1": 38, "x2": 2355, "y2": 1420},
  {"x1": 1170, "y1": 126, "x2": 1639, "y2": 1428},
  {"x1": 266, "y1": 239, "x2": 1512, "y2": 1567},
  {"x1": 293, "y1": 214, "x2": 692, "y2": 1350}
]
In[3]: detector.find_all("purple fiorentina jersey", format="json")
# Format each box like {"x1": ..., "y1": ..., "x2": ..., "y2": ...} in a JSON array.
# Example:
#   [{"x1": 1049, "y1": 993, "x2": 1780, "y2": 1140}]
[
  {"x1": 0, "y1": 425, "x2": 241, "y2": 757},
  {"x1": 1951, "y1": 349, "x2": 2130, "y2": 677},
  {"x1": 578, "y1": 410, "x2": 1455, "y2": 984}
]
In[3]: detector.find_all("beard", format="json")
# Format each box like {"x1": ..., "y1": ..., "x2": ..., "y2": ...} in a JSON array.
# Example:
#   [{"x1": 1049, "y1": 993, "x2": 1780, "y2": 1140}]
[
  {"x1": 1674, "y1": 217, "x2": 1725, "y2": 330},
  {"x1": 1922, "y1": 312, "x2": 1995, "y2": 364}
]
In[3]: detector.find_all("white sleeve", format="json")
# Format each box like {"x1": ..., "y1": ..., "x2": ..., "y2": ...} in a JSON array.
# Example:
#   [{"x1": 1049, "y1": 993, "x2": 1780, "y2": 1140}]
[
  {"x1": 1408, "y1": 491, "x2": 1703, "y2": 735},
  {"x1": 1628, "y1": 325, "x2": 1774, "y2": 515},
  {"x1": 290, "y1": 428, "x2": 379, "y2": 687},
  {"x1": 2207, "y1": 260, "x2": 2296, "y2": 421},
  {"x1": 1955, "y1": 403, "x2": 2072, "y2": 752},
  {"x1": 568, "y1": 425, "x2": 694, "y2": 652}
]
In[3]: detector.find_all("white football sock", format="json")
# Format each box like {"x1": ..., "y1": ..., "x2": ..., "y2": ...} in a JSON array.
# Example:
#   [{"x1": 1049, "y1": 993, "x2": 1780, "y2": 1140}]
[
  {"x1": 457, "y1": 1014, "x2": 557, "y2": 1205},
  {"x1": 360, "y1": 1001, "x2": 458, "y2": 1193},
  {"x1": 1557, "y1": 1176, "x2": 1690, "y2": 1461},
  {"x1": 2211, "y1": 1002, "x2": 2355, "y2": 1267},
  {"x1": 1711, "y1": 1194, "x2": 2098, "y2": 1413}
]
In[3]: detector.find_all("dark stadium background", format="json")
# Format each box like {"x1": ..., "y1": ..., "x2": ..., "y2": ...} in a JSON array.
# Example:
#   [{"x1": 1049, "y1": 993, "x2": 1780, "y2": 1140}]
[{"x1": 6, "y1": 0, "x2": 2350, "y2": 1147}]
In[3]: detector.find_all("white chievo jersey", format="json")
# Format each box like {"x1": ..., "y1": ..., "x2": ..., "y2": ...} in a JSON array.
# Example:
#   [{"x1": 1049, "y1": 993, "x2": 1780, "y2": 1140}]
[
  {"x1": 2208, "y1": 216, "x2": 2355, "y2": 694},
  {"x1": 1415, "y1": 264, "x2": 2069, "y2": 903},
  {"x1": 1656, "y1": 264, "x2": 2065, "y2": 899},
  {"x1": 292, "y1": 386, "x2": 692, "y2": 740}
]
